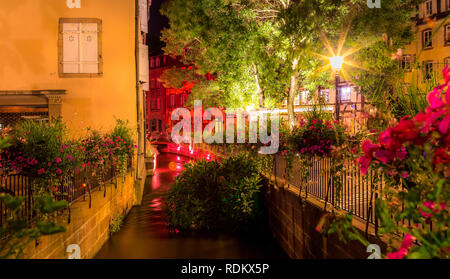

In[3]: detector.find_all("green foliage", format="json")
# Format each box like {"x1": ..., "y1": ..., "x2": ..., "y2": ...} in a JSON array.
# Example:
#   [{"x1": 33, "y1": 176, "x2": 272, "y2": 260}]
[
  {"x1": 164, "y1": 153, "x2": 262, "y2": 231},
  {"x1": 0, "y1": 193, "x2": 67, "y2": 259},
  {"x1": 109, "y1": 214, "x2": 124, "y2": 235}
]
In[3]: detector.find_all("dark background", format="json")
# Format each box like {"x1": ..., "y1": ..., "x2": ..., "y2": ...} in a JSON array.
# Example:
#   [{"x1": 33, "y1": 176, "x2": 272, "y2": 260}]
[{"x1": 148, "y1": 0, "x2": 169, "y2": 56}]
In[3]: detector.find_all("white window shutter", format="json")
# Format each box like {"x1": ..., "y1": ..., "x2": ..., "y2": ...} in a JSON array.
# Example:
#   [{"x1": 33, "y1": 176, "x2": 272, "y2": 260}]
[
  {"x1": 139, "y1": 44, "x2": 149, "y2": 83},
  {"x1": 140, "y1": 0, "x2": 148, "y2": 33},
  {"x1": 62, "y1": 23, "x2": 80, "y2": 73},
  {"x1": 80, "y1": 23, "x2": 99, "y2": 74}
]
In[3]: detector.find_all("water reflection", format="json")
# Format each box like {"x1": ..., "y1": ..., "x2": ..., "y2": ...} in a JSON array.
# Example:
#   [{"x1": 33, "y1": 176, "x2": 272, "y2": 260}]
[{"x1": 95, "y1": 153, "x2": 287, "y2": 259}]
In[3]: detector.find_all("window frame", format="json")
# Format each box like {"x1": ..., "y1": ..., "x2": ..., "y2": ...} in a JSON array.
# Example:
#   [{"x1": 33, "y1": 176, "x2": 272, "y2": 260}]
[
  {"x1": 58, "y1": 18, "x2": 103, "y2": 78},
  {"x1": 340, "y1": 86, "x2": 352, "y2": 103},
  {"x1": 446, "y1": 0, "x2": 450, "y2": 11},
  {"x1": 423, "y1": 60, "x2": 435, "y2": 80},
  {"x1": 401, "y1": 55, "x2": 415, "y2": 72},
  {"x1": 424, "y1": 0, "x2": 433, "y2": 17},
  {"x1": 445, "y1": 24, "x2": 450, "y2": 46},
  {"x1": 422, "y1": 29, "x2": 433, "y2": 49},
  {"x1": 294, "y1": 94, "x2": 300, "y2": 106}
]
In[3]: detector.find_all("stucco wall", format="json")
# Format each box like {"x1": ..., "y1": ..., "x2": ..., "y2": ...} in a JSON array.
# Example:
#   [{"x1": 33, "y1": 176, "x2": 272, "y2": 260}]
[{"x1": 0, "y1": 0, "x2": 137, "y2": 135}]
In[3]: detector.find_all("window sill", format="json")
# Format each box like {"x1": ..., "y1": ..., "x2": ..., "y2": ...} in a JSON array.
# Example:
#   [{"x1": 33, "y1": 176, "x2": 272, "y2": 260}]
[{"x1": 59, "y1": 73, "x2": 103, "y2": 78}]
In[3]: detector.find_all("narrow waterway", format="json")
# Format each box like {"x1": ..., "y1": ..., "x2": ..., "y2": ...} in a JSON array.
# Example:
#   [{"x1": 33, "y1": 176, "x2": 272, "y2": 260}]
[{"x1": 95, "y1": 152, "x2": 287, "y2": 259}]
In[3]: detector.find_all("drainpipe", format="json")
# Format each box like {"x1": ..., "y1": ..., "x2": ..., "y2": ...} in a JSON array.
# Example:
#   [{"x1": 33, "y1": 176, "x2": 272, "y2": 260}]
[{"x1": 135, "y1": 0, "x2": 143, "y2": 181}]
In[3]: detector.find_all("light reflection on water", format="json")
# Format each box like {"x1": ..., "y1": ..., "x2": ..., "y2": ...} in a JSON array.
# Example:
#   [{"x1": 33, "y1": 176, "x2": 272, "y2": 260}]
[{"x1": 94, "y1": 152, "x2": 287, "y2": 259}]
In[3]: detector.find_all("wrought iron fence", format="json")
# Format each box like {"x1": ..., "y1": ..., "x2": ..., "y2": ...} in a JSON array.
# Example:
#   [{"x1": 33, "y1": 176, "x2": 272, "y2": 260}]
[{"x1": 0, "y1": 156, "x2": 133, "y2": 227}]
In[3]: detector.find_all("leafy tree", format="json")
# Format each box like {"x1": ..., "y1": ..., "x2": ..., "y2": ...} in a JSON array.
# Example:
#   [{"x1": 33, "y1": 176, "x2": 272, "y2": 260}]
[{"x1": 160, "y1": 0, "x2": 421, "y2": 128}]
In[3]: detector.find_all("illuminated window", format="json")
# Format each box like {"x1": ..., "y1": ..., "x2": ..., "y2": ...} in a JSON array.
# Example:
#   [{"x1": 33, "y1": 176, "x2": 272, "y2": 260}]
[
  {"x1": 422, "y1": 29, "x2": 433, "y2": 49},
  {"x1": 318, "y1": 89, "x2": 330, "y2": 103},
  {"x1": 150, "y1": 58, "x2": 154, "y2": 68},
  {"x1": 59, "y1": 18, "x2": 102, "y2": 77},
  {"x1": 425, "y1": 0, "x2": 433, "y2": 16},
  {"x1": 340, "y1": 87, "x2": 352, "y2": 102},
  {"x1": 156, "y1": 57, "x2": 160, "y2": 67},
  {"x1": 170, "y1": 95, "x2": 175, "y2": 107},
  {"x1": 301, "y1": 91, "x2": 309, "y2": 104},
  {"x1": 294, "y1": 94, "x2": 301, "y2": 106}
]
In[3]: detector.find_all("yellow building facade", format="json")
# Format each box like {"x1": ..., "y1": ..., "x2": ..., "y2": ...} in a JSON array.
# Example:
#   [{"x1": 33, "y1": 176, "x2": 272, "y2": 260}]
[
  {"x1": 403, "y1": 0, "x2": 450, "y2": 84},
  {"x1": 0, "y1": 0, "x2": 148, "y2": 138},
  {"x1": 0, "y1": 0, "x2": 149, "y2": 184}
]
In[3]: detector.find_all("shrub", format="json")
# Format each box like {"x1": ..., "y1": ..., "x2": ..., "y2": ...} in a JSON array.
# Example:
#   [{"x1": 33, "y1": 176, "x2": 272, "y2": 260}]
[
  {"x1": 283, "y1": 107, "x2": 346, "y2": 157},
  {"x1": 164, "y1": 153, "x2": 262, "y2": 232}
]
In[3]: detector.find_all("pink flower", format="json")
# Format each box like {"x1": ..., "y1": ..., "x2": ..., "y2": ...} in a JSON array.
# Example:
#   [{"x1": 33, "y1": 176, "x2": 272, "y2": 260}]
[
  {"x1": 67, "y1": 155, "x2": 73, "y2": 160},
  {"x1": 386, "y1": 248, "x2": 408, "y2": 259},
  {"x1": 56, "y1": 158, "x2": 62, "y2": 164},
  {"x1": 401, "y1": 171, "x2": 409, "y2": 178},
  {"x1": 37, "y1": 168, "x2": 45, "y2": 175},
  {"x1": 439, "y1": 114, "x2": 450, "y2": 134},
  {"x1": 56, "y1": 169, "x2": 62, "y2": 175}
]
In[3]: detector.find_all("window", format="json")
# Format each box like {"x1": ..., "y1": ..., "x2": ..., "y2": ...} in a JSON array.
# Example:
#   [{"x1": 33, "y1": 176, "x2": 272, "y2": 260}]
[
  {"x1": 156, "y1": 57, "x2": 160, "y2": 67},
  {"x1": 150, "y1": 79, "x2": 156, "y2": 89},
  {"x1": 425, "y1": 0, "x2": 433, "y2": 16},
  {"x1": 151, "y1": 98, "x2": 161, "y2": 110},
  {"x1": 59, "y1": 18, "x2": 102, "y2": 77},
  {"x1": 422, "y1": 29, "x2": 433, "y2": 49},
  {"x1": 294, "y1": 94, "x2": 300, "y2": 106},
  {"x1": 423, "y1": 61, "x2": 434, "y2": 80},
  {"x1": 150, "y1": 58, "x2": 155, "y2": 68},
  {"x1": 445, "y1": 25, "x2": 450, "y2": 46},
  {"x1": 318, "y1": 89, "x2": 330, "y2": 103},
  {"x1": 401, "y1": 55, "x2": 415, "y2": 71},
  {"x1": 301, "y1": 91, "x2": 309, "y2": 104},
  {"x1": 170, "y1": 95, "x2": 175, "y2": 107},
  {"x1": 340, "y1": 87, "x2": 352, "y2": 102},
  {"x1": 282, "y1": 99, "x2": 287, "y2": 106},
  {"x1": 446, "y1": 0, "x2": 450, "y2": 11}
]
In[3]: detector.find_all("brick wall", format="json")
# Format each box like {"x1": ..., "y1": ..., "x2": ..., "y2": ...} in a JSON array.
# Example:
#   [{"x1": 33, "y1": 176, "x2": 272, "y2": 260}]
[
  {"x1": 22, "y1": 171, "x2": 139, "y2": 259},
  {"x1": 264, "y1": 182, "x2": 387, "y2": 259}
]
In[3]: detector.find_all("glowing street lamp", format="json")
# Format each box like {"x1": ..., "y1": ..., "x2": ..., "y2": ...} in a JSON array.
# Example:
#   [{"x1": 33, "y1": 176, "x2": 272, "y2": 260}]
[
  {"x1": 330, "y1": 55, "x2": 344, "y2": 122},
  {"x1": 329, "y1": 56, "x2": 344, "y2": 71}
]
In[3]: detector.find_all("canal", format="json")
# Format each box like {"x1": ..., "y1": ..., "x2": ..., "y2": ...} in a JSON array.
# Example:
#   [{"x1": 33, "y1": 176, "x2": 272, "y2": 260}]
[{"x1": 95, "y1": 152, "x2": 287, "y2": 259}]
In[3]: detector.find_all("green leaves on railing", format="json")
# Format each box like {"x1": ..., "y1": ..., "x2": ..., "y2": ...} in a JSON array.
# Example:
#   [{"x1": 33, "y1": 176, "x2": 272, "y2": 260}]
[
  {"x1": 34, "y1": 195, "x2": 68, "y2": 214},
  {"x1": 0, "y1": 194, "x2": 25, "y2": 211},
  {"x1": 37, "y1": 221, "x2": 66, "y2": 235}
]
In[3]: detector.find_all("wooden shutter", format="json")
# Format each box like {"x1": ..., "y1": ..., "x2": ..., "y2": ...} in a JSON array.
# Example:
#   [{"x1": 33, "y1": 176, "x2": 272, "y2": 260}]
[
  {"x1": 139, "y1": 0, "x2": 148, "y2": 33},
  {"x1": 80, "y1": 23, "x2": 99, "y2": 74},
  {"x1": 62, "y1": 23, "x2": 80, "y2": 73}
]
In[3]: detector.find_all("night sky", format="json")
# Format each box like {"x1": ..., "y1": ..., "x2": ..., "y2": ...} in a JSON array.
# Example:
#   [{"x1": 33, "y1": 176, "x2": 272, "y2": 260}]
[{"x1": 148, "y1": 0, "x2": 169, "y2": 56}]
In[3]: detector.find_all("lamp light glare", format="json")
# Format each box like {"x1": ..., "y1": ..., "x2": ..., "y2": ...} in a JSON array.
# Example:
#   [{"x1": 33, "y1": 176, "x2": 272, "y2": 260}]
[{"x1": 330, "y1": 56, "x2": 344, "y2": 71}]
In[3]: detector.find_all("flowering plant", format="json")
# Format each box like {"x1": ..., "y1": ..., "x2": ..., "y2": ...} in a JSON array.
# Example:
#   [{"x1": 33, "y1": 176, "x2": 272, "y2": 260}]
[
  {"x1": 357, "y1": 67, "x2": 450, "y2": 259},
  {"x1": 285, "y1": 108, "x2": 346, "y2": 157}
]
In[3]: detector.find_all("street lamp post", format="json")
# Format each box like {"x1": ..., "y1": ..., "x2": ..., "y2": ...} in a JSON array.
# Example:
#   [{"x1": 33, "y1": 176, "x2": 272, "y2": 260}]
[{"x1": 330, "y1": 56, "x2": 344, "y2": 122}]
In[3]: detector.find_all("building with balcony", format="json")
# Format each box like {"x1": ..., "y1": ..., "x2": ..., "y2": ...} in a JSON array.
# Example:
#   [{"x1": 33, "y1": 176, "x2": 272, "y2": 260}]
[{"x1": 402, "y1": 0, "x2": 450, "y2": 84}]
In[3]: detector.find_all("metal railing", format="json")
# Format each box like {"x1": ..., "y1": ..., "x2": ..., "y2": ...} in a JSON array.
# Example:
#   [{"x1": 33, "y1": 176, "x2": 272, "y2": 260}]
[
  {"x1": 194, "y1": 143, "x2": 382, "y2": 235},
  {"x1": 0, "y1": 156, "x2": 133, "y2": 227}
]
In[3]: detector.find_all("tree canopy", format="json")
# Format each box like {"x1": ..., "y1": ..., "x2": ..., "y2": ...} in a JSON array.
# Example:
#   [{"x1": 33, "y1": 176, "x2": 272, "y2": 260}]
[{"x1": 160, "y1": 0, "x2": 421, "y2": 126}]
